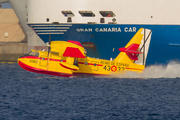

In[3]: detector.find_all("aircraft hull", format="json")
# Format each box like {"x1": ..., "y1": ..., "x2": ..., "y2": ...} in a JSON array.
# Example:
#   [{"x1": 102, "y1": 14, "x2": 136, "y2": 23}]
[
  {"x1": 18, "y1": 57, "x2": 109, "y2": 77},
  {"x1": 18, "y1": 57, "x2": 72, "y2": 77},
  {"x1": 18, "y1": 29, "x2": 151, "y2": 78}
]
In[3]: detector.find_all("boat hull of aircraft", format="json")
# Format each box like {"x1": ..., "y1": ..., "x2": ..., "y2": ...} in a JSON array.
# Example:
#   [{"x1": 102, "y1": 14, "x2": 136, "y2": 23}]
[{"x1": 18, "y1": 28, "x2": 152, "y2": 77}]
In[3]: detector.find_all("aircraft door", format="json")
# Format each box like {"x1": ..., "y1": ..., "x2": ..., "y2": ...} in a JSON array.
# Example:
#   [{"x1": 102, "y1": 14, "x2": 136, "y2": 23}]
[
  {"x1": 40, "y1": 56, "x2": 47, "y2": 67},
  {"x1": 90, "y1": 61, "x2": 99, "y2": 71}
]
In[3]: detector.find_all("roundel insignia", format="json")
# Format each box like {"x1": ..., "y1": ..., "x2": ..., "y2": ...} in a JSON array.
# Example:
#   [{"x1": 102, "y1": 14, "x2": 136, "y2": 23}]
[{"x1": 111, "y1": 66, "x2": 117, "y2": 72}]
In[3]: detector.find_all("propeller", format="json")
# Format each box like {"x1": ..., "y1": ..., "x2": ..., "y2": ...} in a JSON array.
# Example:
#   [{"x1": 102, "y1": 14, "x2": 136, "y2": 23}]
[{"x1": 47, "y1": 34, "x2": 51, "y2": 70}]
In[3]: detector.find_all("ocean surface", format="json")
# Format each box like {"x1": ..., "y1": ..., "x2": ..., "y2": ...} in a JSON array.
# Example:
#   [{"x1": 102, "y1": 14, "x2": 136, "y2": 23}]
[{"x1": 0, "y1": 63, "x2": 180, "y2": 120}]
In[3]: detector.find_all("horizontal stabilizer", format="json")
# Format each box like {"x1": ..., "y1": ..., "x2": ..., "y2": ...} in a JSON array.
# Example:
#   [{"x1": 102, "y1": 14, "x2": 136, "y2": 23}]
[
  {"x1": 119, "y1": 44, "x2": 142, "y2": 60},
  {"x1": 63, "y1": 47, "x2": 85, "y2": 58},
  {"x1": 126, "y1": 52, "x2": 138, "y2": 60}
]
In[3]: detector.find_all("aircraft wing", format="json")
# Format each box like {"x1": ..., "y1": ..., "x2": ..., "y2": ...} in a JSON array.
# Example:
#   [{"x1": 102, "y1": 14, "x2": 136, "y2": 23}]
[
  {"x1": 63, "y1": 47, "x2": 85, "y2": 58},
  {"x1": 50, "y1": 40, "x2": 86, "y2": 72}
]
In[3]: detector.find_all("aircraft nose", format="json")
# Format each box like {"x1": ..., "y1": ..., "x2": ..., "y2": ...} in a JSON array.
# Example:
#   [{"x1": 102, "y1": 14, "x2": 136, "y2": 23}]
[
  {"x1": 18, "y1": 57, "x2": 22, "y2": 64},
  {"x1": 17, "y1": 56, "x2": 27, "y2": 64}
]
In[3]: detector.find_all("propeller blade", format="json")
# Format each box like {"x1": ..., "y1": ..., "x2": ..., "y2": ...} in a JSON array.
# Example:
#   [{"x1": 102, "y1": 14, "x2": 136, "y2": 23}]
[
  {"x1": 47, "y1": 34, "x2": 51, "y2": 70},
  {"x1": 48, "y1": 34, "x2": 51, "y2": 54}
]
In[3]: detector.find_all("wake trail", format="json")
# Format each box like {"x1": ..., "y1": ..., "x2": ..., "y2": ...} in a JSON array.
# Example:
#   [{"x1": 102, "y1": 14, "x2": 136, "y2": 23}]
[{"x1": 110, "y1": 61, "x2": 180, "y2": 78}]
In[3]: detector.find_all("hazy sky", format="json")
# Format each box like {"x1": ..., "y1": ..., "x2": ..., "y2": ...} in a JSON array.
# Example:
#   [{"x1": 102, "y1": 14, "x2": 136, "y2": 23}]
[{"x1": 0, "y1": 3, "x2": 12, "y2": 9}]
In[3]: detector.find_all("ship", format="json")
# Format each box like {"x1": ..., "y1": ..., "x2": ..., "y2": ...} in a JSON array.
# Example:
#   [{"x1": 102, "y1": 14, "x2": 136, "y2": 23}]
[{"x1": 4, "y1": 0, "x2": 180, "y2": 65}]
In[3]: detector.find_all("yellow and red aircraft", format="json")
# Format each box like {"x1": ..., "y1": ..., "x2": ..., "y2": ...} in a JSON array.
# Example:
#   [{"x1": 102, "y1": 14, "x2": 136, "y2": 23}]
[{"x1": 18, "y1": 28, "x2": 152, "y2": 77}]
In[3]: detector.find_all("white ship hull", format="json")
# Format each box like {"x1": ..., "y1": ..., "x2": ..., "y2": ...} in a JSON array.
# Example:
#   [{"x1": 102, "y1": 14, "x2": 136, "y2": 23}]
[{"x1": 26, "y1": 0, "x2": 180, "y2": 65}]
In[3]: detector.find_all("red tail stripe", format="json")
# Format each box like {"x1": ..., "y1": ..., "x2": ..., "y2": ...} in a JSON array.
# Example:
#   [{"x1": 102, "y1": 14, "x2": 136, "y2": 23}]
[
  {"x1": 125, "y1": 67, "x2": 143, "y2": 71},
  {"x1": 78, "y1": 62, "x2": 103, "y2": 66}
]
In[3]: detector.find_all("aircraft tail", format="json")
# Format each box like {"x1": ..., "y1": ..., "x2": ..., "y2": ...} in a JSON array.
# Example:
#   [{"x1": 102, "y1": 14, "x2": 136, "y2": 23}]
[{"x1": 114, "y1": 28, "x2": 152, "y2": 69}]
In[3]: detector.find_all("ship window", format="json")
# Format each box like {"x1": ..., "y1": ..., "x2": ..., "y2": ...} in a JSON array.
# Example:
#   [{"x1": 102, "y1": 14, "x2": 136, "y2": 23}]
[
  {"x1": 62, "y1": 11, "x2": 74, "y2": 17},
  {"x1": 100, "y1": 18, "x2": 105, "y2": 23},
  {"x1": 67, "y1": 17, "x2": 72, "y2": 22},
  {"x1": 46, "y1": 18, "x2": 49, "y2": 22},
  {"x1": 79, "y1": 11, "x2": 95, "y2": 17},
  {"x1": 99, "y1": 11, "x2": 115, "y2": 17}
]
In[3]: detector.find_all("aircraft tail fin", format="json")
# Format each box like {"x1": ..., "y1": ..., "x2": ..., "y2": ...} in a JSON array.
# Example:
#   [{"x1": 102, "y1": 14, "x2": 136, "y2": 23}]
[{"x1": 114, "y1": 28, "x2": 152, "y2": 67}]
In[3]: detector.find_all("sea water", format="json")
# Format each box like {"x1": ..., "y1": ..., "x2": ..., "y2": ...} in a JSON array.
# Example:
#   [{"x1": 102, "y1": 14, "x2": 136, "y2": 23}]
[{"x1": 0, "y1": 63, "x2": 180, "y2": 119}]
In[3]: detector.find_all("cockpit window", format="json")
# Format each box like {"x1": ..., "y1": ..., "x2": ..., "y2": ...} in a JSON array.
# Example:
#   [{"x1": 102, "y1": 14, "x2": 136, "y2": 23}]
[
  {"x1": 62, "y1": 11, "x2": 74, "y2": 17},
  {"x1": 28, "y1": 51, "x2": 32, "y2": 55},
  {"x1": 29, "y1": 51, "x2": 39, "y2": 57},
  {"x1": 35, "y1": 52, "x2": 40, "y2": 57},
  {"x1": 99, "y1": 11, "x2": 115, "y2": 17},
  {"x1": 29, "y1": 52, "x2": 36, "y2": 56},
  {"x1": 79, "y1": 11, "x2": 95, "y2": 17}
]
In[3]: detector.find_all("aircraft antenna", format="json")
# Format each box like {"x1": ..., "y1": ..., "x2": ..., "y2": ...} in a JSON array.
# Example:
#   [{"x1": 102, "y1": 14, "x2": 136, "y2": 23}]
[{"x1": 143, "y1": 29, "x2": 145, "y2": 65}]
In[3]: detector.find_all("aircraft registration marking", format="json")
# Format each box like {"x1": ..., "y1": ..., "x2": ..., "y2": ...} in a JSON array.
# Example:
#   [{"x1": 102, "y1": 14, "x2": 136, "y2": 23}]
[
  {"x1": 103, "y1": 65, "x2": 125, "y2": 72},
  {"x1": 117, "y1": 67, "x2": 125, "y2": 71},
  {"x1": 29, "y1": 59, "x2": 38, "y2": 64},
  {"x1": 111, "y1": 66, "x2": 117, "y2": 72}
]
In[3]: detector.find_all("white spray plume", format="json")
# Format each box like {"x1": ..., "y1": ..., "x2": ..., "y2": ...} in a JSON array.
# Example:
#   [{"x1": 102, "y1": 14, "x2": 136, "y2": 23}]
[{"x1": 110, "y1": 61, "x2": 180, "y2": 78}]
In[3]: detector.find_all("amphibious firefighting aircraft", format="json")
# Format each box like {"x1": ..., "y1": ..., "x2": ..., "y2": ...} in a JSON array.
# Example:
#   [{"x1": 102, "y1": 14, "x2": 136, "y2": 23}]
[{"x1": 18, "y1": 28, "x2": 152, "y2": 77}]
